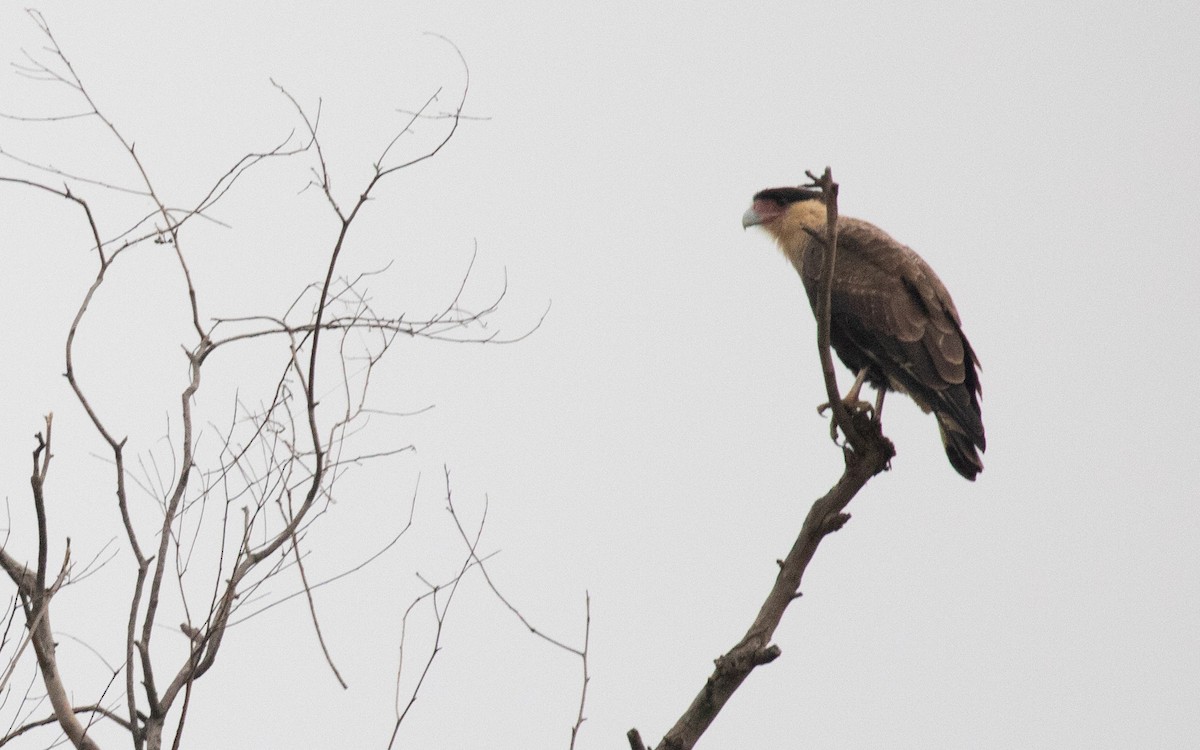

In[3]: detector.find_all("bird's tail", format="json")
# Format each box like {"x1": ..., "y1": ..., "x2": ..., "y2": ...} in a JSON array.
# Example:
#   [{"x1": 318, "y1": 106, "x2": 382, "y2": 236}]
[{"x1": 937, "y1": 413, "x2": 985, "y2": 481}]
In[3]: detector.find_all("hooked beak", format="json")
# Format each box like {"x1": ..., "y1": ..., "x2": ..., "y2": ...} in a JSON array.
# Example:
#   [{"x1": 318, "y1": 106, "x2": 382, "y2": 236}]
[{"x1": 741, "y1": 206, "x2": 763, "y2": 230}]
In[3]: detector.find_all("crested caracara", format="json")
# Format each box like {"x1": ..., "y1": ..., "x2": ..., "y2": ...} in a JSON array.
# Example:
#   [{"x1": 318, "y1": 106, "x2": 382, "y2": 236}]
[{"x1": 742, "y1": 187, "x2": 985, "y2": 480}]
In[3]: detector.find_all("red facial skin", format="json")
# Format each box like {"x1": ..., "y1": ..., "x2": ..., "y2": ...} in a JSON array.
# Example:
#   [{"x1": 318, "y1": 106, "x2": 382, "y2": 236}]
[{"x1": 749, "y1": 198, "x2": 784, "y2": 224}]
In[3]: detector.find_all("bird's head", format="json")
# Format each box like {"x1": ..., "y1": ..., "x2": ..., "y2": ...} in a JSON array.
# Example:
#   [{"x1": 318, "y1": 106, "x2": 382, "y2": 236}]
[{"x1": 742, "y1": 187, "x2": 828, "y2": 247}]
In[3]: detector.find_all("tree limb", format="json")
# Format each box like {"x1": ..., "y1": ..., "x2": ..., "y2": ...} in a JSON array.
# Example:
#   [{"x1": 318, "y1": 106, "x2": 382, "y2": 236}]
[
  {"x1": 627, "y1": 168, "x2": 894, "y2": 749},
  {"x1": 0, "y1": 704, "x2": 131, "y2": 746}
]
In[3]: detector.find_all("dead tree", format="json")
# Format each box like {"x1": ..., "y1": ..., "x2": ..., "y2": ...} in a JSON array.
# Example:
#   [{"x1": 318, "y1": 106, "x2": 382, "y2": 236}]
[{"x1": 0, "y1": 11, "x2": 581, "y2": 750}]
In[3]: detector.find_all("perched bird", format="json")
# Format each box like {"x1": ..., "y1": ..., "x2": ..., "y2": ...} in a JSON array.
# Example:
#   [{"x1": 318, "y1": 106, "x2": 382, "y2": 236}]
[{"x1": 742, "y1": 186, "x2": 985, "y2": 480}]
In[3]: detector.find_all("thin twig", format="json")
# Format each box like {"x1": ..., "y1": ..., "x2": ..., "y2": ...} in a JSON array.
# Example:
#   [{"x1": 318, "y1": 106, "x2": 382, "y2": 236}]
[
  {"x1": 0, "y1": 703, "x2": 132, "y2": 745},
  {"x1": 289, "y1": 527, "x2": 347, "y2": 689},
  {"x1": 444, "y1": 476, "x2": 583, "y2": 657},
  {"x1": 568, "y1": 593, "x2": 591, "y2": 750},
  {"x1": 442, "y1": 469, "x2": 592, "y2": 747},
  {"x1": 386, "y1": 476, "x2": 485, "y2": 750}
]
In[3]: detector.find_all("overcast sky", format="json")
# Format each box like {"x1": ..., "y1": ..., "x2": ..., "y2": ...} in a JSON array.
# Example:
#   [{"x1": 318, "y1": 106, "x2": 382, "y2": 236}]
[{"x1": 1, "y1": 2, "x2": 1198, "y2": 748}]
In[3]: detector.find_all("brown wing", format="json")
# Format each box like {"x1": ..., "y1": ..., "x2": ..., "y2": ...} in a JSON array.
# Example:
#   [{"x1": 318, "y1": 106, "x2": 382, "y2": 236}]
[{"x1": 798, "y1": 218, "x2": 985, "y2": 463}]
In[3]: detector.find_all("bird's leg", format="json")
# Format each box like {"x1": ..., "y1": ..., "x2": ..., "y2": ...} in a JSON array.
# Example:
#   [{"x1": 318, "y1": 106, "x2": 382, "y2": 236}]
[
  {"x1": 844, "y1": 368, "x2": 869, "y2": 407},
  {"x1": 818, "y1": 368, "x2": 874, "y2": 416},
  {"x1": 874, "y1": 387, "x2": 886, "y2": 422},
  {"x1": 817, "y1": 368, "x2": 876, "y2": 440}
]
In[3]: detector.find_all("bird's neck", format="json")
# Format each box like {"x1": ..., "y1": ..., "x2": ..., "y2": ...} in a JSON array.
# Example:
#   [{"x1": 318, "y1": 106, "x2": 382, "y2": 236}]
[{"x1": 771, "y1": 200, "x2": 828, "y2": 270}]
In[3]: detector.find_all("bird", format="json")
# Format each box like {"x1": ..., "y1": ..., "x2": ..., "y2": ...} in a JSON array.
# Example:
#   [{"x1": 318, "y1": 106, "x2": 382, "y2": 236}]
[{"x1": 742, "y1": 186, "x2": 985, "y2": 480}]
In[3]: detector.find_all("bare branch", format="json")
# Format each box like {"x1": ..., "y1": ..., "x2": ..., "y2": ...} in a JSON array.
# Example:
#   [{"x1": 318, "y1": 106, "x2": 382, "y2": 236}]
[
  {"x1": 0, "y1": 703, "x2": 131, "y2": 745},
  {"x1": 2, "y1": 535, "x2": 95, "y2": 749},
  {"x1": 568, "y1": 593, "x2": 591, "y2": 750},
  {"x1": 628, "y1": 169, "x2": 894, "y2": 750},
  {"x1": 386, "y1": 475, "x2": 485, "y2": 750},
  {"x1": 0, "y1": 146, "x2": 150, "y2": 196},
  {"x1": 288, "y1": 526, "x2": 347, "y2": 689},
  {"x1": 31, "y1": 415, "x2": 52, "y2": 602},
  {"x1": 226, "y1": 477, "x2": 420, "y2": 626},
  {"x1": 445, "y1": 481, "x2": 582, "y2": 657},
  {"x1": 2, "y1": 14, "x2": 561, "y2": 750},
  {"x1": 442, "y1": 470, "x2": 592, "y2": 747}
]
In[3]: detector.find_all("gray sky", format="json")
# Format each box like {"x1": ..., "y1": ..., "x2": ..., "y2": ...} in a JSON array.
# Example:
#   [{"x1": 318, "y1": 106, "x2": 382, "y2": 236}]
[{"x1": 1, "y1": 1, "x2": 1198, "y2": 748}]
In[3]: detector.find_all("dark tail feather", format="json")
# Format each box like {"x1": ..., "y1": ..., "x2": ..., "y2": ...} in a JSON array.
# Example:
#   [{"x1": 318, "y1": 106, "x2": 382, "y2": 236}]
[
  {"x1": 939, "y1": 383, "x2": 986, "y2": 452},
  {"x1": 937, "y1": 414, "x2": 984, "y2": 481}
]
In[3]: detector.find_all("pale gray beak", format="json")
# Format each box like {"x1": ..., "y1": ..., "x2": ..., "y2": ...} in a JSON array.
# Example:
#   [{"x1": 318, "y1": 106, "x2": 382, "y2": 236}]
[{"x1": 741, "y1": 206, "x2": 763, "y2": 229}]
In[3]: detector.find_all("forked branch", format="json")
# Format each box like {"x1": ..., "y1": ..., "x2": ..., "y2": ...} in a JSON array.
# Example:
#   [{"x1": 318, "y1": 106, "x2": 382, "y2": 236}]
[{"x1": 0, "y1": 426, "x2": 93, "y2": 749}]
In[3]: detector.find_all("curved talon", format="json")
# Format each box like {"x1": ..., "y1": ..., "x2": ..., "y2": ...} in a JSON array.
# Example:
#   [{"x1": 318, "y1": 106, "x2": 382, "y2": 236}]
[
  {"x1": 848, "y1": 399, "x2": 874, "y2": 419},
  {"x1": 817, "y1": 399, "x2": 874, "y2": 419},
  {"x1": 818, "y1": 397, "x2": 876, "y2": 443},
  {"x1": 816, "y1": 367, "x2": 881, "y2": 444}
]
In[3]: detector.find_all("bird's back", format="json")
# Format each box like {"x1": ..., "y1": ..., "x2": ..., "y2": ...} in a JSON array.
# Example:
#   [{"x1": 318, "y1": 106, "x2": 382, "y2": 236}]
[{"x1": 799, "y1": 216, "x2": 985, "y2": 476}]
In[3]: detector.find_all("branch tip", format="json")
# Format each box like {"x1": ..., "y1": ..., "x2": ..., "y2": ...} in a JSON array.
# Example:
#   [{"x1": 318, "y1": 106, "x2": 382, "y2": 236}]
[
  {"x1": 627, "y1": 728, "x2": 648, "y2": 750},
  {"x1": 823, "y1": 512, "x2": 851, "y2": 533},
  {"x1": 755, "y1": 645, "x2": 782, "y2": 665}
]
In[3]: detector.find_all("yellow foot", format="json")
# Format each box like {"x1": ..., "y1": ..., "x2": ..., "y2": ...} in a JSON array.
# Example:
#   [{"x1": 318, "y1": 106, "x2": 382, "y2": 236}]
[{"x1": 817, "y1": 399, "x2": 875, "y2": 441}]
